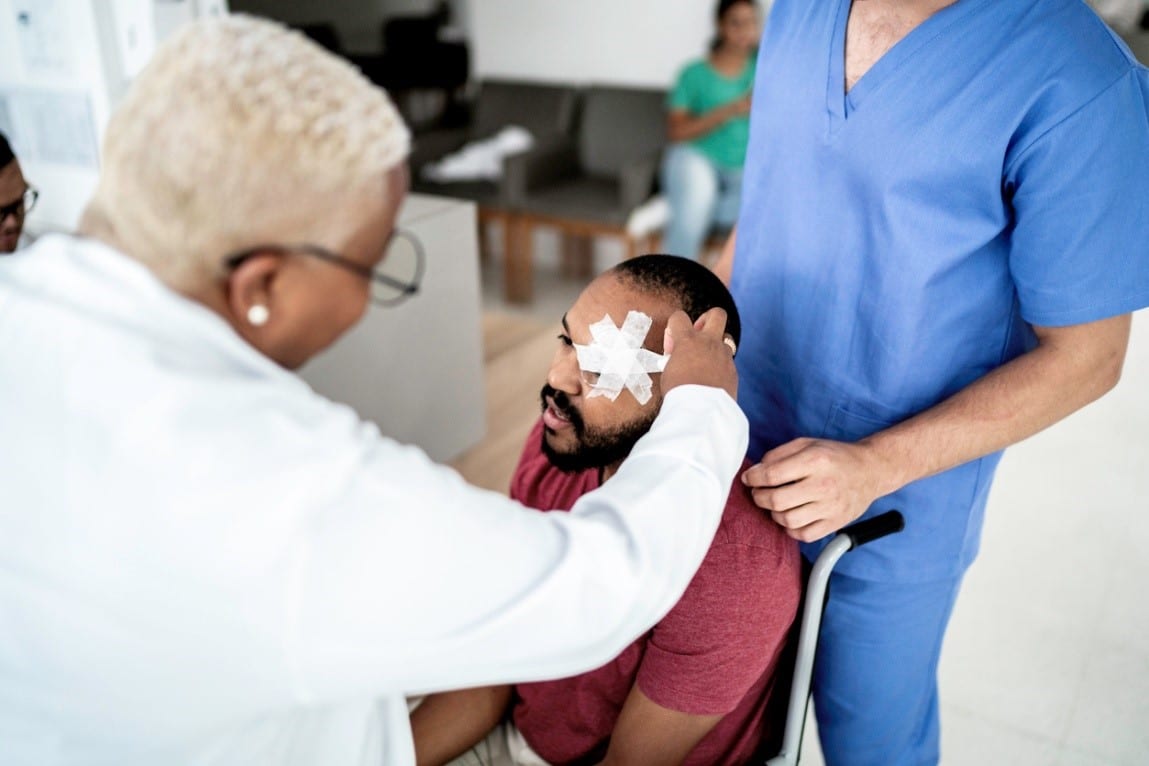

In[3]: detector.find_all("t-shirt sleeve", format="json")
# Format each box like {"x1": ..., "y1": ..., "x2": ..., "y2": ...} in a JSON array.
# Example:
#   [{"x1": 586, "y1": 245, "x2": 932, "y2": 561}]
[
  {"x1": 668, "y1": 63, "x2": 699, "y2": 112},
  {"x1": 635, "y1": 539, "x2": 798, "y2": 716},
  {"x1": 1005, "y1": 66, "x2": 1149, "y2": 327}
]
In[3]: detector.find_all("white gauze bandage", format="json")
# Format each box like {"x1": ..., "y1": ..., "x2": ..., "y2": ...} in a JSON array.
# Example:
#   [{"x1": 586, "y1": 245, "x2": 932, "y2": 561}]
[{"x1": 573, "y1": 311, "x2": 669, "y2": 405}]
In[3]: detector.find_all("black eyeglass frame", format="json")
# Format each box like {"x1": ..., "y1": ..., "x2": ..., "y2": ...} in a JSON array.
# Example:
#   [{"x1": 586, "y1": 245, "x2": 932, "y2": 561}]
[
  {"x1": 0, "y1": 186, "x2": 38, "y2": 221},
  {"x1": 223, "y1": 228, "x2": 425, "y2": 307}
]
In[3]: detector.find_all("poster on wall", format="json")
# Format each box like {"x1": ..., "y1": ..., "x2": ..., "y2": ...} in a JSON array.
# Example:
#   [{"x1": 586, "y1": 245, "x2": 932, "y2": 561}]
[
  {"x1": 13, "y1": 0, "x2": 78, "y2": 78},
  {"x1": 0, "y1": 88, "x2": 99, "y2": 170}
]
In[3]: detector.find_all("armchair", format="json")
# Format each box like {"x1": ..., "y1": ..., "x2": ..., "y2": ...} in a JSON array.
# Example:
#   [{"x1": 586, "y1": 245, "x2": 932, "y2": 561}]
[
  {"x1": 411, "y1": 79, "x2": 580, "y2": 265},
  {"x1": 411, "y1": 79, "x2": 580, "y2": 201},
  {"x1": 501, "y1": 85, "x2": 667, "y2": 303}
]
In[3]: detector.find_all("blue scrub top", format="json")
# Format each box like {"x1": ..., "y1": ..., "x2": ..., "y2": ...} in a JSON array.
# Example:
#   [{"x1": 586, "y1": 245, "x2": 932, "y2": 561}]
[{"x1": 732, "y1": 0, "x2": 1149, "y2": 581}]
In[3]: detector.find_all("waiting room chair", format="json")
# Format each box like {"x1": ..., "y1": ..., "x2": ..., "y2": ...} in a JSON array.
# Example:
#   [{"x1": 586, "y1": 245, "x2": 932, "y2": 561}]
[
  {"x1": 411, "y1": 79, "x2": 581, "y2": 265},
  {"x1": 502, "y1": 85, "x2": 667, "y2": 303}
]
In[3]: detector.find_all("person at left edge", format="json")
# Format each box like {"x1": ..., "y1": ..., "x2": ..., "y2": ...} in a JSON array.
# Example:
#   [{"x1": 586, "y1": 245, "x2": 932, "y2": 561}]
[
  {"x1": 0, "y1": 15, "x2": 747, "y2": 766},
  {"x1": 0, "y1": 131, "x2": 37, "y2": 253}
]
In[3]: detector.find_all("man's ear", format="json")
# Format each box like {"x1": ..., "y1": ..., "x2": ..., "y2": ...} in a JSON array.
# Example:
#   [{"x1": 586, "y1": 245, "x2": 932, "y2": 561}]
[{"x1": 224, "y1": 250, "x2": 285, "y2": 331}]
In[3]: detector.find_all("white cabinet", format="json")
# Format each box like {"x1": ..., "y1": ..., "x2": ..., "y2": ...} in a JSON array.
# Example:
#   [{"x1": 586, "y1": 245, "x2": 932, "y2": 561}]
[{"x1": 300, "y1": 193, "x2": 487, "y2": 463}]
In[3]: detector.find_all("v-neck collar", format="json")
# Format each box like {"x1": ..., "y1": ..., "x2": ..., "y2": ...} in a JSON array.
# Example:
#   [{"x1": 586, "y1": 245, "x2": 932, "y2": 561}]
[
  {"x1": 825, "y1": 0, "x2": 989, "y2": 130},
  {"x1": 706, "y1": 54, "x2": 753, "y2": 83}
]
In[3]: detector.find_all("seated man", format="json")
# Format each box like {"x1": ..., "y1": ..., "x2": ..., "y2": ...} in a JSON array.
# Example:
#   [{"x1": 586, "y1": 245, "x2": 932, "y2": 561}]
[{"x1": 412, "y1": 255, "x2": 802, "y2": 766}]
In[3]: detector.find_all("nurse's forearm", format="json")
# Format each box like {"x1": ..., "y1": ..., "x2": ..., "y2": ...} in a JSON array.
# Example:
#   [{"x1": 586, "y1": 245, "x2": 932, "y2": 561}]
[{"x1": 861, "y1": 313, "x2": 1131, "y2": 495}]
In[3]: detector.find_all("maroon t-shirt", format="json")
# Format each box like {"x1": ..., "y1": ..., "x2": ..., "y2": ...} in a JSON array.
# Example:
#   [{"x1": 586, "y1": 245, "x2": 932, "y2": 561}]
[{"x1": 509, "y1": 419, "x2": 802, "y2": 766}]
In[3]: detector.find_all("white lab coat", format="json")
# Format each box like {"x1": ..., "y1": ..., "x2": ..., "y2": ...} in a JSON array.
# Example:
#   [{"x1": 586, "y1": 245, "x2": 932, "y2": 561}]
[{"x1": 0, "y1": 235, "x2": 749, "y2": 765}]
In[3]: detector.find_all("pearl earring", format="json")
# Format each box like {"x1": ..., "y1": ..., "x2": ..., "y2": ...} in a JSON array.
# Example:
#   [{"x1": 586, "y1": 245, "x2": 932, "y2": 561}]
[{"x1": 247, "y1": 305, "x2": 270, "y2": 327}]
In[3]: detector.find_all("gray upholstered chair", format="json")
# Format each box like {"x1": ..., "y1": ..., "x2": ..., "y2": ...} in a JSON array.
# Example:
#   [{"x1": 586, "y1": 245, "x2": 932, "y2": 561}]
[
  {"x1": 502, "y1": 85, "x2": 667, "y2": 303},
  {"x1": 410, "y1": 79, "x2": 580, "y2": 206},
  {"x1": 410, "y1": 79, "x2": 580, "y2": 268}
]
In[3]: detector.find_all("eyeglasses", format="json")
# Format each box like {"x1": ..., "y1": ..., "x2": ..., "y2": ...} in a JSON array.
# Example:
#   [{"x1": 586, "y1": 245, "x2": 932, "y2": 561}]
[
  {"x1": 0, "y1": 186, "x2": 38, "y2": 222},
  {"x1": 224, "y1": 228, "x2": 425, "y2": 307}
]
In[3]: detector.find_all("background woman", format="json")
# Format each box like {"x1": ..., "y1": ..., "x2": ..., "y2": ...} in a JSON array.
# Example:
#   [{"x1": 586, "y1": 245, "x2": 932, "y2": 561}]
[{"x1": 660, "y1": 0, "x2": 761, "y2": 261}]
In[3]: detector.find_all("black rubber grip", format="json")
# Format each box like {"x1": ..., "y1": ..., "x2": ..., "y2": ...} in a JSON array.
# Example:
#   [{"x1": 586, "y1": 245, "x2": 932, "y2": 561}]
[{"x1": 843, "y1": 510, "x2": 904, "y2": 549}]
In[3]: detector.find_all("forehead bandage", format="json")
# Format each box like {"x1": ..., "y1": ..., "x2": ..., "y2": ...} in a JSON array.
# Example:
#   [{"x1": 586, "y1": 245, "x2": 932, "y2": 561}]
[{"x1": 573, "y1": 311, "x2": 669, "y2": 405}]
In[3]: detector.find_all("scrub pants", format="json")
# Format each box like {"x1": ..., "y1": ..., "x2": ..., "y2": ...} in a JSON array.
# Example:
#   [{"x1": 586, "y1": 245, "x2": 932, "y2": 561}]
[
  {"x1": 659, "y1": 144, "x2": 743, "y2": 261},
  {"x1": 813, "y1": 570, "x2": 964, "y2": 766}
]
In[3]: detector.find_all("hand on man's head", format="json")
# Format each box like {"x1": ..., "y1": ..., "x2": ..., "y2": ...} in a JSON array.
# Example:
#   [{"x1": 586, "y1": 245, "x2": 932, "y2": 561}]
[{"x1": 660, "y1": 308, "x2": 738, "y2": 400}]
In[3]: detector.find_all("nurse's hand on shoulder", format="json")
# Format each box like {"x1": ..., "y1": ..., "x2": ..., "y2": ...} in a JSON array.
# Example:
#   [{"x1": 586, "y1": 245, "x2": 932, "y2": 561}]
[
  {"x1": 661, "y1": 308, "x2": 738, "y2": 400},
  {"x1": 741, "y1": 437, "x2": 895, "y2": 542}
]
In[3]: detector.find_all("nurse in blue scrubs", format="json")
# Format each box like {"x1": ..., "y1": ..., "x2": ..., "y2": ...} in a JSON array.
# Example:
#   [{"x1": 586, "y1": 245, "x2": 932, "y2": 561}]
[{"x1": 714, "y1": 0, "x2": 1149, "y2": 763}]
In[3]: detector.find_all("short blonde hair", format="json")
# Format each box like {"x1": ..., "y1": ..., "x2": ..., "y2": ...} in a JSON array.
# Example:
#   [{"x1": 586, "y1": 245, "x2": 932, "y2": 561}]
[{"x1": 85, "y1": 14, "x2": 410, "y2": 284}]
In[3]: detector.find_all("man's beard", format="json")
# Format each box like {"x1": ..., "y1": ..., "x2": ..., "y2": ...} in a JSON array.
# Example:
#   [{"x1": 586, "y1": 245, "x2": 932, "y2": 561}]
[{"x1": 539, "y1": 385, "x2": 657, "y2": 474}]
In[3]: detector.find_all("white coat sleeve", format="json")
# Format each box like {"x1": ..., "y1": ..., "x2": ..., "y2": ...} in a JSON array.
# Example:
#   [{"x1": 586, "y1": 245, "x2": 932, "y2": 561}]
[{"x1": 287, "y1": 384, "x2": 749, "y2": 701}]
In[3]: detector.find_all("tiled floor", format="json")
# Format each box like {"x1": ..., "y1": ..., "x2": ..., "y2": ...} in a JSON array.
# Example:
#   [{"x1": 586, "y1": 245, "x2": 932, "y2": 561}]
[{"x1": 465, "y1": 221, "x2": 1149, "y2": 765}]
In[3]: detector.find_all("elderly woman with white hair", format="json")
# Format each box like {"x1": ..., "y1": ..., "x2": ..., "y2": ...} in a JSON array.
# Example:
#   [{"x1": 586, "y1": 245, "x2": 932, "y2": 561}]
[{"x1": 0, "y1": 15, "x2": 747, "y2": 766}]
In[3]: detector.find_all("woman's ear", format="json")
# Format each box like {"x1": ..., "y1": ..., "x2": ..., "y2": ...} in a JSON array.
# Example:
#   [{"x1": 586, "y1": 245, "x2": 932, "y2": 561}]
[{"x1": 224, "y1": 251, "x2": 284, "y2": 332}]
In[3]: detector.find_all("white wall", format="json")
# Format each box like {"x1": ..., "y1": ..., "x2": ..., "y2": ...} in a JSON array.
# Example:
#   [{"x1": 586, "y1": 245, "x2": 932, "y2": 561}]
[
  {"x1": 0, "y1": 0, "x2": 116, "y2": 233},
  {"x1": 0, "y1": 0, "x2": 226, "y2": 233},
  {"x1": 470, "y1": 1, "x2": 731, "y2": 88},
  {"x1": 235, "y1": 0, "x2": 726, "y2": 87}
]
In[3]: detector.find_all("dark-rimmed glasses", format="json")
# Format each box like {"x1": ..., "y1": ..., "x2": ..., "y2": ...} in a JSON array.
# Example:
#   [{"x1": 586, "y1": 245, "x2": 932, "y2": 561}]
[
  {"x1": 0, "y1": 186, "x2": 38, "y2": 222},
  {"x1": 224, "y1": 228, "x2": 425, "y2": 307}
]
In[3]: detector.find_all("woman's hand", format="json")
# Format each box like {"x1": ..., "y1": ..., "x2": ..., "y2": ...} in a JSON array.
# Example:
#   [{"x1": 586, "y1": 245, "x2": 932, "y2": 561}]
[{"x1": 661, "y1": 308, "x2": 738, "y2": 400}]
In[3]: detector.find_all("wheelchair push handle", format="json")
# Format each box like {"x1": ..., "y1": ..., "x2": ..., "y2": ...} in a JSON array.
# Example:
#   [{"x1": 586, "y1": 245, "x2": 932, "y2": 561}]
[
  {"x1": 763, "y1": 509, "x2": 905, "y2": 766},
  {"x1": 843, "y1": 510, "x2": 904, "y2": 549}
]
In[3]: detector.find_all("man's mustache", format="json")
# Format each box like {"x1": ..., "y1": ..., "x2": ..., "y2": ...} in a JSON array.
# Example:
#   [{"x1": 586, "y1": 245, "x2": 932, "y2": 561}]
[{"x1": 540, "y1": 385, "x2": 584, "y2": 432}]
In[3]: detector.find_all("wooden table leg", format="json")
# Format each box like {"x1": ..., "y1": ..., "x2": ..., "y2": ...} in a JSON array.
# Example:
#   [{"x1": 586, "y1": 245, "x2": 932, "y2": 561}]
[
  {"x1": 624, "y1": 235, "x2": 639, "y2": 262},
  {"x1": 477, "y1": 215, "x2": 493, "y2": 264},
  {"x1": 504, "y1": 216, "x2": 534, "y2": 304},
  {"x1": 562, "y1": 232, "x2": 595, "y2": 280}
]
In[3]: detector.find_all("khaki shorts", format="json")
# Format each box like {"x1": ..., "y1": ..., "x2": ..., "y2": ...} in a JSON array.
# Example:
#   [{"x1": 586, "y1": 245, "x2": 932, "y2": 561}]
[
  {"x1": 407, "y1": 697, "x2": 549, "y2": 766},
  {"x1": 445, "y1": 722, "x2": 549, "y2": 766}
]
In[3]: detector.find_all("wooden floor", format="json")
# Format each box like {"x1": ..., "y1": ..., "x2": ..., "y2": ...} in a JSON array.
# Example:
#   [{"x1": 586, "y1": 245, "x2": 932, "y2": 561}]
[{"x1": 449, "y1": 313, "x2": 558, "y2": 493}]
